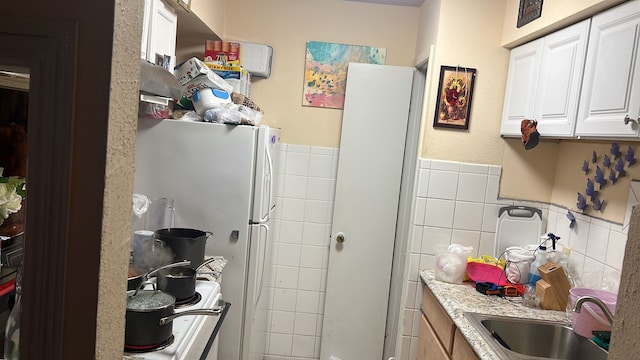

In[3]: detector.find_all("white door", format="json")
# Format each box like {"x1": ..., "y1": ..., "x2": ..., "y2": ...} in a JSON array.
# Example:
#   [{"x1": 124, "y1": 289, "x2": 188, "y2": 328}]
[
  {"x1": 321, "y1": 63, "x2": 414, "y2": 360},
  {"x1": 575, "y1": 0, "x2": 640, "y2": 137},
  {"x1": 500, "y1": 38, "x2": 542, "y2": 136}
]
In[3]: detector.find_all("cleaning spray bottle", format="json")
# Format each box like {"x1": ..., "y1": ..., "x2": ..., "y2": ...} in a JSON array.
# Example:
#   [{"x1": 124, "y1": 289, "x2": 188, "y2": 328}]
[{"x1": 527, "y1": 234, "x2": 550, "y2": 285}]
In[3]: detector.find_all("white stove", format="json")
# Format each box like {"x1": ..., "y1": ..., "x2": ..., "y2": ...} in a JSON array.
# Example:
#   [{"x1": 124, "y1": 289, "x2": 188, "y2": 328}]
[{"x1": 124, "y1": 280, "x2": 224, "y2": 360}]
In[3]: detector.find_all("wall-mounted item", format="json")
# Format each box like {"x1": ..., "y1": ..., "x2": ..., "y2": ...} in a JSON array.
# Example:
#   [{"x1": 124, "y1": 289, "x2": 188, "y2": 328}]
[
  {"x1": 433, "y1": 65, "x2": 476, "y2": 130},
  {"x1": 302, "y1": 41, "x2": 386, "y2": 109},
  {"x1": 520, "y1": 119, "x2": 539, "y2": 149},
  {"x1": 239, "y1": 42, "x2": 273, "y2": 78},
  {"x1": 517, "y1": 0, "x2": 543, "y2": 28},
  {"x1": 177, "y1": 0, "x2": 190, "y2": 11}
]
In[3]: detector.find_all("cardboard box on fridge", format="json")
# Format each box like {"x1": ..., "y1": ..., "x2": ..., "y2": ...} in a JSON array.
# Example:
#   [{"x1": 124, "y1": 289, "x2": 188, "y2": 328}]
[
  {"x1": 174, "y1": 57, "x2": 233, "y2": 98},
  {"x1": 204, "y1": 63, "x2": 251, "y2": 97}
]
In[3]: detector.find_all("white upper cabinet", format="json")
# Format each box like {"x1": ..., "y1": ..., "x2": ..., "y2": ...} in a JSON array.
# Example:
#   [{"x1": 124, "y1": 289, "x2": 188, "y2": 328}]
[
  {"x1": 500, "y1": 38, "x2": 542, "y2": 136},
  {"x1": 501, "y1": 19, "x2": 590, "y2": 138},
  {"x1": 141, "y1": 0, "x2": 177, "y2": 72},
  {"x1": 575, "y1": 0, "x2": 640, "y2": 138}
]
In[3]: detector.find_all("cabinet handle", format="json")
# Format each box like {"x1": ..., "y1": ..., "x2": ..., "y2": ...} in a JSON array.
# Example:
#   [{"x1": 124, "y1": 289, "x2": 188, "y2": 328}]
[{"x1": 624, "y1": 115, "x2": 638, "y2": 125}]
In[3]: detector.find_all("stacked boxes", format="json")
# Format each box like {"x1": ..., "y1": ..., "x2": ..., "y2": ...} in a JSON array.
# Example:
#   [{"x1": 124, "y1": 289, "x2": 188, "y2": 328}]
[{"x1": 204, "y1": 63, "x2": 251, "y2": 97}]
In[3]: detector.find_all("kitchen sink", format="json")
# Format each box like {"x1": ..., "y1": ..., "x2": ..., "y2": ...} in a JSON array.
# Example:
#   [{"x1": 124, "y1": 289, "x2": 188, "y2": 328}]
[{"x1": 464, "y1": 312, "x2": 608, "y2": 360}]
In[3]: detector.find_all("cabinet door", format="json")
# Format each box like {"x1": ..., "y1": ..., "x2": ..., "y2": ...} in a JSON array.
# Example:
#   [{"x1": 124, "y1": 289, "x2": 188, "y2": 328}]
[
  {"x1": 534, "y1": 19, "x2": 590, "y2": 137},
  {"x1": 418, "y1": 313, "x2": 450, "y2": 360},
  {"x1": 500, "y1": 38, "x2": 543, "y2": 136},
  {"x1": 452, "y1": 328, "x2": 479, "y2": 360},
  {"x1": 140, "y1": 0, "x2": 152, "y2": 60},
  {"x1": 576, "y1": 0, "x2": 640, "y2": 138},
  {"x1": 148, "y1": 0, "x2": 177, "y2": 72}
]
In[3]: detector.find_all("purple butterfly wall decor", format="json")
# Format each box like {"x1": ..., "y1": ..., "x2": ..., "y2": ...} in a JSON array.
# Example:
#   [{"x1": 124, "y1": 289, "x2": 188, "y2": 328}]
[
  {"x1": 611, "y1": 143, "x2": 622, "y2": 160},
  {"x1": 592, "y1": 194, "x2": 603, "y2": 211},
  {"x1": 577, "y1": 193, "x2": 587, "y2": 211},
  {"x1": 625, "y1": 145, "x2": 636, "y2": 166},
  {"x1": 616, "y1": 157, "x2": 626, "y2": 178},
  {"x1": 582, "y1": 160, "x2": 590, "y2": 175},
  {"x1": 594, "y1": 166, "x2": 606, "y2": 189},
  {"x1": 603, "y1": 154, "x2": 611, "y2": 168},
  {"x1": 566, "y1": 210, "x2": 576, "y2": 228},
  {"x1": 592, "y1": 150, "x2": 598, "y2": 163},
  {"x1": 586, "y1": 178, "x2": 596, "y2": 199},
  {"x1": 609, "y1": 169, "x2": 617, "y2": 185}
]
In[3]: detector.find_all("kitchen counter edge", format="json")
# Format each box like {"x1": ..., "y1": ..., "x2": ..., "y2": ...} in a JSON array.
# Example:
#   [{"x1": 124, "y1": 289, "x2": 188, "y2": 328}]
[{"x1": 419, "y1": 269, "x2": 569, "y2": 360}]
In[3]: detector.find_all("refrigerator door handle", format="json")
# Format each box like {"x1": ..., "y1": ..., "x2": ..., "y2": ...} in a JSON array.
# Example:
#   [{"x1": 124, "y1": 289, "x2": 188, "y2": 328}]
[
  {"x1": 259, "y1": 142, "x2": 274, "y2": 223},
  {"x1": 255, "y1": 223, "x2": 269, "y2": 308}
]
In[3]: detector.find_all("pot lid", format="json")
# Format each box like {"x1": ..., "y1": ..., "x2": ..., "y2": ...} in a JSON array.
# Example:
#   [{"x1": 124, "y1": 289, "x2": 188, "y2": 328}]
[{"x1": 127, "y1": 289, "x2": 175, "y2": 310}]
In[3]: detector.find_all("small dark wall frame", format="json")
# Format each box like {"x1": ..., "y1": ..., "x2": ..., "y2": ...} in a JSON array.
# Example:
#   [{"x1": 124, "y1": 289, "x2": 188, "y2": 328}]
[
  {"x1": 517, "y1": 0, "x2": 543, "y2": 28},
  {"x1": 433, "y1": 65, "x2": 476, "y2": 130}
]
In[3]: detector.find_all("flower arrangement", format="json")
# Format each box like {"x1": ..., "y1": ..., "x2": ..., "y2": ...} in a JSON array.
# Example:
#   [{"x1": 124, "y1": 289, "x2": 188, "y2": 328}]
[{"x1": 0, "y1": 168, "x2": 25, "y2": 227}]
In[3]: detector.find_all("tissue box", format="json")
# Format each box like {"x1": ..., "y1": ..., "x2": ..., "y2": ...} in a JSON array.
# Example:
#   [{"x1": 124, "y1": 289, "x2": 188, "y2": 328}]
[{"x1": 205, "y1": 63, "x2": 251, "y2": 97}]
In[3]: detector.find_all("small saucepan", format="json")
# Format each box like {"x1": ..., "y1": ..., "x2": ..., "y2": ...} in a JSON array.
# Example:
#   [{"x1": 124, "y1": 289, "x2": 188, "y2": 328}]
[
  {"x1": 127, "y1": 260, "x2": 191, "y2": 291},
  {"x1": 125, "y1": 281, "x2": 221, "y2": 348},
  {"x1": 156, "y1": 257, "x2": 217, "y2": 301}
]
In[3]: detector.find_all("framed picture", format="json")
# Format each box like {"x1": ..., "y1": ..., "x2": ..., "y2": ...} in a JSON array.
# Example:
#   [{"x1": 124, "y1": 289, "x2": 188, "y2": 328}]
[
  {"x1": 517, "y1": 0, "x2": 543, "y2": 28},
  {"x1": 433, "y1": 65, "x2": 476, "y2": 130},
  {"x1": 177, "y1": 0, "x2": 191, "y2": 12}
]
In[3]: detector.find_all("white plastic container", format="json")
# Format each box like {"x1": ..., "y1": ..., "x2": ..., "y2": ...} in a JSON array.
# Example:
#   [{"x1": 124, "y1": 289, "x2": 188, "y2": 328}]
[
  {"x1": 192, "y1": 88, "x2": 231, "y2": 115},
  {"x1": 528, "y1": 245, "x2": 547, "y2": 285}
]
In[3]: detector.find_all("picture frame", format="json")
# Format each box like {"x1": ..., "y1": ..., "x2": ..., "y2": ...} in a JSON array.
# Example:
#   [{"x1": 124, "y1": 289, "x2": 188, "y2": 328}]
[
  {"x1": 517, "y1": 0, "x2": 543, "y2": 28},
  {"x1": 433, "y1": 65, "x2": 476, "y2": 130},
  {"x1": 177, "y1": 0, "x2": 191, "y2": 12}
]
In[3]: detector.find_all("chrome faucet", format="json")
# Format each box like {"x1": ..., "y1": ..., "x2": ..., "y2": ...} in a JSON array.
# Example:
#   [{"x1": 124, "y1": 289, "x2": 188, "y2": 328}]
[{"x1": 573, "y1": 295, "x2": 615, "y2": 325}]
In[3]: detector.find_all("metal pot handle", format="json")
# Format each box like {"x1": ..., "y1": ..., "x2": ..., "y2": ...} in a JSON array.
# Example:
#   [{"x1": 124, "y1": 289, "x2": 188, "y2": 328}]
[
  {"x1": 130, "y1": 280, "x2": 156, "y2": 297},
  {"x1": 159, "y1": 307, "x2": 222, "y2": 325},
  {"x1": 144, "y1": 260, "x2": 191, "y2": 279},
  {"x1": 194, "y1": 257, "x2": 218, "y2": 272}
]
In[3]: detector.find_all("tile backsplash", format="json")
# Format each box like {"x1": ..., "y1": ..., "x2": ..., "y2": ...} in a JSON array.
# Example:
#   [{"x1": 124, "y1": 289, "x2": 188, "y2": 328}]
[
  {"x1": 396, "y1": 158, "x2": 628, "y2": 360},
  {"x1": 268, "y1": 148, "x2": 629, "y2": 360}
]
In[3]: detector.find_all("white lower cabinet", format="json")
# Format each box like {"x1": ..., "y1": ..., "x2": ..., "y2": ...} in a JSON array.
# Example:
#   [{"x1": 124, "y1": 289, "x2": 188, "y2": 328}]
[{"x1": 575, "y1": 0, "x2": 640, "y2": 138}]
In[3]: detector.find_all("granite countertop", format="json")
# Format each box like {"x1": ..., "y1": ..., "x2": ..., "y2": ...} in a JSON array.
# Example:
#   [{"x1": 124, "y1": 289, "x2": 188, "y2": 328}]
[{"x1": 420, "y1": 270, "x2": 569, "y2": 360}]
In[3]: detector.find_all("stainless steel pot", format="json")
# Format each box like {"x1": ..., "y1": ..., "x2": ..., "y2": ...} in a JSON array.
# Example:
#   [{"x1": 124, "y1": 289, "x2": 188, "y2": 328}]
[
  {"x1": 157, "y1": 257, "x2": 217, "y2": 301},
  {"x1": 127, "y1": 260, "x2": 191, "y2": 291},
  {"x1": 154, "y1": 228, "x2": 213, "y2": 268},
  {"x1": 125, "y1": 281, "x2": 221, "y2": 347}
]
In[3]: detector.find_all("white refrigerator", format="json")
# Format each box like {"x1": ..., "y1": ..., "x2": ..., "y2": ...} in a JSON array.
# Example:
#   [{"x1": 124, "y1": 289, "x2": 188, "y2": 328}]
[{"x1": 133, "y1": 118, "x2": 280, "y2": 360}]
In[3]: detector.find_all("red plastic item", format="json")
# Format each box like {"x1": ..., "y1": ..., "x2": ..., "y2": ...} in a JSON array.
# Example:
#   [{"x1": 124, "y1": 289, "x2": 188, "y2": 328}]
[
  {"x1": 0, "y1": 279, "x2": 16, "y2": 297},
  {"x1": 466, "y1": 262, "x2": 508, "y2": 286}
]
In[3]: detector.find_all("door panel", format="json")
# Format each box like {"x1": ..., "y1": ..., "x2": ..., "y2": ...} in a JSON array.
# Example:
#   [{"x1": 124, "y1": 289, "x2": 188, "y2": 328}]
[{"x1": 320, "y1": 63, "x2": 414, "y2": 360}]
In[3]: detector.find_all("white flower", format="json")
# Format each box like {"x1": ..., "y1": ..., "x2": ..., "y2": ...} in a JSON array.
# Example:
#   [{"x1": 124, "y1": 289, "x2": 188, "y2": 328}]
[{"x1": 0, "y1": 183, "x2": 22, "y2": 222}]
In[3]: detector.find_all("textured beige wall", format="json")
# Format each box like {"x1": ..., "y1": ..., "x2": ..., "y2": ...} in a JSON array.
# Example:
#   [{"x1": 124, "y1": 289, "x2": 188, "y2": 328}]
[
  {"x1": 419, "y1": 0, "x2": 509, "y2": 165},
  {"x1": 222, "y1": 0, "x2": 420, "y2": 148},
  {"x1": 610, "y1": 205, "x2": 640, "y2": 359},
  {"x1": 501, "y1": 0, "x2": 627, "y2": 48},
  {"x1": 96, "y1": 1, "x2": 143, "y2": 358}
]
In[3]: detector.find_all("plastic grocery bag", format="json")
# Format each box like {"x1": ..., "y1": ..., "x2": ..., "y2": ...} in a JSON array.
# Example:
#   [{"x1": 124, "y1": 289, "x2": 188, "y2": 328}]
[{"x1": 435, "y1": 244, "x2": 473, "y2": 284}]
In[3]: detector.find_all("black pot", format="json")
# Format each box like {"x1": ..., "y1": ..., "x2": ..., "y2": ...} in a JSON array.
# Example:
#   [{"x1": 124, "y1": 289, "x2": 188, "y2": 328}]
[
  {"x1": 155, "y1": 228, "x2": 212, "y2": 268},
  {"x1": 157, "y1": 258, "x2": 217, "y2": 301},
  {"x1": 127, "y1": 260, "x2": 191, "y2": 291},
  {"x1": 125, "y1": 283, "x2": 223, "y2": 348}
]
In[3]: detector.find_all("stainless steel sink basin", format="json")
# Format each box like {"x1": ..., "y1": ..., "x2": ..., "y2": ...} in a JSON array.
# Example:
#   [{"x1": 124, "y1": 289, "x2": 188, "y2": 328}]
[{"x1": 464, "y1": 312, "x2": 608, "y2": 359}]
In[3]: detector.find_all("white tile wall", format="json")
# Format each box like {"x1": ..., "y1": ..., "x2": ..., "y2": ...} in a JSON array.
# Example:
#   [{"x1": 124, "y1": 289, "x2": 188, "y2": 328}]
[
  {"x1": 395, "y1": 158, "x2": 629, "y2": 360},
  {"x1": 270, "y1": 149, "x2": 629, "y2": 360},
  {"x1": 267, "y1": 144, "x2": 338, "y2": 359}
]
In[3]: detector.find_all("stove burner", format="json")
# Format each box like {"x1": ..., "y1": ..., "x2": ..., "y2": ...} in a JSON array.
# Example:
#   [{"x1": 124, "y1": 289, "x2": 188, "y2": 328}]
[
  {"x1": 174, "y1": 291, "x2": 202, "y2": 308},
  {"x1": 124, "y1": 335, "x2": 175, "y2": 353}
]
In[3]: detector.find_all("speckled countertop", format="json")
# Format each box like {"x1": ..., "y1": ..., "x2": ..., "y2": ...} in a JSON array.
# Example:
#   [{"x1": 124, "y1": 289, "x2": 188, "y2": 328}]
[{"x1": 420, "y1": 270, "x2": 569, "y2": 360}]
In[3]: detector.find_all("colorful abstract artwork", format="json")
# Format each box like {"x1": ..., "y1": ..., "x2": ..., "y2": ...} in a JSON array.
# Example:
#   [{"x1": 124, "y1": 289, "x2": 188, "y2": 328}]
[{"x1": 303, "y1": 41, "x2": 386, "y2": 109}]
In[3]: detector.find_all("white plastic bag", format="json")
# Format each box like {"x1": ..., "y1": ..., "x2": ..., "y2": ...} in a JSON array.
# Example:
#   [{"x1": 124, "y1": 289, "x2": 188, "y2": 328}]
[
  {"x1": 434, "y1": 244, "x2": 473, "y2": 283},
  {"x1": 504, "y1": 246, "x2": 535, "y2": 284}
]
